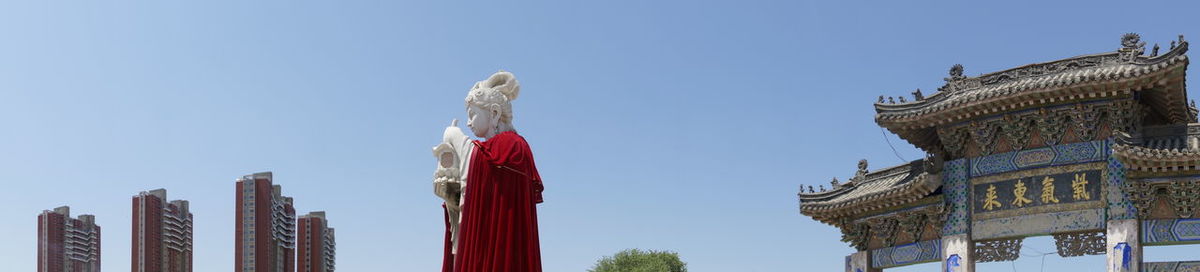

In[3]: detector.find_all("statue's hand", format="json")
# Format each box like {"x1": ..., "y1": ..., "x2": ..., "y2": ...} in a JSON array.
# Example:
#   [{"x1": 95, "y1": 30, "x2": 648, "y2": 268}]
[{"x1": 433, "y1": 167, "x2": 462, "y2": 202}]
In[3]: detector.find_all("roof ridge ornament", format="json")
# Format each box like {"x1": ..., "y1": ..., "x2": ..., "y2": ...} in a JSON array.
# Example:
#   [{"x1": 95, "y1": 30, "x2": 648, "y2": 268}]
[
  {"x1": 946, "y1": 64, "x2": 966, "y2": 81},
  {"x1": 1169, "y1": 34, "x2": 1188, "y2": 53},
  {"x1": 1119, "y1": 33, "x2": 1146, "y2": 62},
  {"x1": 938, "y1": 64, "x2": 972, "y2": 94},
  {"x1": 852, "y1": 159, "x2": 869, "y2": 182}
]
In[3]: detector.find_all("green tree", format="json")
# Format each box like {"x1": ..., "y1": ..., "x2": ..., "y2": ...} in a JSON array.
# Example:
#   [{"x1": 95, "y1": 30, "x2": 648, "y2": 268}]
[{"x1": 589, "y1": 249, "x2": 687, "y2": 272}]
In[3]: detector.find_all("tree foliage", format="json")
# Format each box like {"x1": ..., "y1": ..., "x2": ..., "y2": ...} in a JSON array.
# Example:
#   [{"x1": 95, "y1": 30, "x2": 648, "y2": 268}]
[{"x1": 589, "y1": 248, "x2": 687, "y2": 272}]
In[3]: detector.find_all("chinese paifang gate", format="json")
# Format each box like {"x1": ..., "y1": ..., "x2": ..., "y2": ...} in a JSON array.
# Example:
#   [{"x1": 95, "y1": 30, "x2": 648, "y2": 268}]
[{"x1": 797, "y1": 33, "x2": 1200, "y2": 272}]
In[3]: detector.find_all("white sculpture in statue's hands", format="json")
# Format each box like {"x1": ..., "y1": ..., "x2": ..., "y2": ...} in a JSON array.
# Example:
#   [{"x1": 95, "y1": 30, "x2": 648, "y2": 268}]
[
  {"x1": 433, "y1": 119, "x2": 472, "y2": 197},
  {"x1": 432, "y1": 118, "x2": 473, "y2": 254}
]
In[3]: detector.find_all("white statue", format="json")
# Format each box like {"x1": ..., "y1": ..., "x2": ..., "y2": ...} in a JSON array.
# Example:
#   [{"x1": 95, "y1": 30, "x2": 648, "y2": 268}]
[
  {"x1": 431, "y1": 70, "x2": 522, "y2": 255},
  {"x1": 434, "y1": 70, "x2": 544, "y2": 271}
]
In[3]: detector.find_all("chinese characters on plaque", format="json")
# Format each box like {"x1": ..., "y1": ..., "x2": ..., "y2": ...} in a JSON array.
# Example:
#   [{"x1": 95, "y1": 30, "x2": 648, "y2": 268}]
[{"x1": 973, "y1": 169, "x2": 1102, "y2": 214}]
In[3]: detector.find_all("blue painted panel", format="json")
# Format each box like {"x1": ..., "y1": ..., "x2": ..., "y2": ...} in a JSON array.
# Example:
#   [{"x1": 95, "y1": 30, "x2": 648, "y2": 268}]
[
  {"x1": 1144, "y1": 219, "x2": 1200, "y2": 245},
  {"x1": 871, "y1": 239, "x2": 942, "y2": 268},
  {"x1": 969, "y1": 141, "x2": 1107, "y2": 177}
]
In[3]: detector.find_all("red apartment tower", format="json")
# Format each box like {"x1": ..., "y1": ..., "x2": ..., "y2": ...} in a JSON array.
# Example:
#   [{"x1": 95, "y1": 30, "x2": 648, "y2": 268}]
[
  {"x1": 297, "y1": 212, "x2": 335, "y2": 272},
  {"x1": 132, "y1": 189, "x2": 193, "y2": 272},
  {"x1": 38, "y1": 206, "x2": 101, "y2": 272},
  {"x1": 236, "y1": 172, "x2": 297, "y2": 272}
]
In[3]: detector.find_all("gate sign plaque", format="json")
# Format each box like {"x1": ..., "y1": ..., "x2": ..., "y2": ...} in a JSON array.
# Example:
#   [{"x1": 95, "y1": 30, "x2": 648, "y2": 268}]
[{"x1": 973, "y1": 169, "x2": 1102, "y2": 215}]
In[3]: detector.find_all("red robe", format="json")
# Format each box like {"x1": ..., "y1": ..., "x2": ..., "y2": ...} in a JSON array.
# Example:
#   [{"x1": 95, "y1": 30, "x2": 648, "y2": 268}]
[
  {"x1": 441, "y1": 203, "x2": 455, "y2": 272},
  {"x1": 445, "y1": 131, "x2": 543, "y2": 272}
]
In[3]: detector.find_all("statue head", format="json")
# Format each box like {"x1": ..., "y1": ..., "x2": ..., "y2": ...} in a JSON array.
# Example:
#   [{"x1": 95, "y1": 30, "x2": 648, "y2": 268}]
[{"x1": 465, "y1": 70, "x2": 521, "y2": 138}]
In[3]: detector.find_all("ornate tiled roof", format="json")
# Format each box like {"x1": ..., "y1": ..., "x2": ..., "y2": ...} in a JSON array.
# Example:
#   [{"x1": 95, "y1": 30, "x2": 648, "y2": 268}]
[
  {"x1": 1113, "y1": 124, "x2": 1200, "y2": 172},
  {"x1": 876, "y1": 34, "x2": 1190, "y2": 152},
  {"x1": 798, "y1": 159, "x2": 941, "y2": 224}
]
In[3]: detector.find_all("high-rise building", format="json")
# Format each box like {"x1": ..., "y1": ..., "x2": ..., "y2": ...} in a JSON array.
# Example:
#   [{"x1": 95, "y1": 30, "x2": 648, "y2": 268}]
[
  {"x1": 297, "y1": 212, "x2": 335, "y2": 272},
  {"x1": 132, "y1": 189, "x2": 193, "y2": 272},
  {"x1": 236, "y1": 172, "x2": 297, "y2": 272},
  {"x1": 38, "y1": 206, "x2": 101, "y2": 272}
]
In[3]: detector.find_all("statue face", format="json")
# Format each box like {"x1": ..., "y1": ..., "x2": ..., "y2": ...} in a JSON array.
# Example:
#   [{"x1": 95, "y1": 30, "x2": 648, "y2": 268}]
[{"x1": 466, "y1": 105, "x2": 497, "y2": 138}]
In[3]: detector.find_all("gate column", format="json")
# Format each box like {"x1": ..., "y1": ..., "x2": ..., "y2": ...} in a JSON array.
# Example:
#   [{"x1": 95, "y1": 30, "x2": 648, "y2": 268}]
[
  {"x1": 1106, "y1": 219, "x2": 1141, "y2": 272},
  {"x1": 846, "y1": 251, "x2": 881, "y2": 272},
  {"x1": 942, "y1": 234, "x2": 974, "y2": 272}
]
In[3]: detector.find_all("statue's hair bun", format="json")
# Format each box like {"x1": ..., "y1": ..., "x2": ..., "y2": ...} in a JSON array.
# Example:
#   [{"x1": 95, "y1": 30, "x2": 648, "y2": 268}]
[{"x1": 484, "y1": 70, "x2": 520, "y2": 101}]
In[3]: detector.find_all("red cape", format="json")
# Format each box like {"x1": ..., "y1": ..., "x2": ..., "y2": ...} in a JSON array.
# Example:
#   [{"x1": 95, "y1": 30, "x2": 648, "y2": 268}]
[{"x1": 444, "y1": 131, "x2": 543, "y2": 272}]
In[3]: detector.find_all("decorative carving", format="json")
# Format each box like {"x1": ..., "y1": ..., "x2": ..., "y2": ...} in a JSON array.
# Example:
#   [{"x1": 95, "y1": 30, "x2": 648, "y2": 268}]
[
  {"x1": 974, "y1": 238, "x2": 1023, "y2": 262},
  {"x1": 1002, "y1": 114, "x2": 1035, "y2": 151},
  {"x1": 1125, "y1": 180, "x2": 1159, "y2": 218},
  {"x1": 948, "y1": 64, "x2": 965, "y2": 79},
  {"x1": 1167, "y1": 179, "x2": 1200, "y2": 218},
  {"x1": 1104, "y1": 100, "x2": 1132, "y2": 133},
  {"x1": 1037, "y1": 108, "x2": 1067, "y2": 146},
  {"x1": 939, "y1": 64, "x2": 980, "y2": 93},
  {"x1": 928, "y1": 203, "x2": 948, "y2": 237},
  {"x1": 938, "y1": 126, "x2": 969, "y2": 158},
  {"x1": 899, "y1": 212, "x2": 928, "y2": 241},
  {"x1": 1119, "y1": 33, "x2": 1146, "y2": 62},
  {"x1": 937, "y1": 100, "x2": 1128, "y2": 158},
  {"x1": 1151, "y1": 43, "x2": 1160, "y2": 57},
  {"x1": 1069, "y1": 103, "x2": 1102, "y2": 142},
  {"x1": 1122, "y1": 33, "x2": 1144, "y2": 49},
  {"x1": 831, "y1": 177, "x2": 840, "y2": 188},
  {"x1": 1108, "y1": 100, "x2": 1142, "y2": 134},
  {"x1": 870, "y1": 218, "x2": 899, "y2": 248},
  {"x1": 840, "y1": 220, "x2": 870, "y2": 251},
  {"x1": 969, "y1": 120, "x2": 1001, "y2": 155},
  {"x1": 854, "y1": 159, "x2": 869, "y2": 181},
  {"x1": 1052, "y1": 231, "x2": 1106, "y2": 257},
  {"x1": 912, "y1": 89, "x2": 924, "y2": 101},
  {"x1": 889, "y1": 97, "x2": 896, "y2": 104},
  {"x1": 878, "y1": 95, "x2": 885, "y2": 103}
]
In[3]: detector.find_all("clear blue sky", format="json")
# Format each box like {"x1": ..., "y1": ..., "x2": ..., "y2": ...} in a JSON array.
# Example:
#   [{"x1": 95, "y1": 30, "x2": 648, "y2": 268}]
[{"x1": 1, "y1": 1, "x2": 1197, "y2": 271}]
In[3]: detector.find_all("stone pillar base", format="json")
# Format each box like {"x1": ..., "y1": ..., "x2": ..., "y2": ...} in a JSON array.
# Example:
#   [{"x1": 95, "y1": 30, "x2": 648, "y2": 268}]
[
  {"x1": 1106, "y1": 219, "x2": 1141, "y2": 272},
  {"x1": 942, "y1": 234, "x2": 974, "y2": 272},
  {"x1": 846, "y1": 251, "x2": 881, "y2": 272}
]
